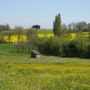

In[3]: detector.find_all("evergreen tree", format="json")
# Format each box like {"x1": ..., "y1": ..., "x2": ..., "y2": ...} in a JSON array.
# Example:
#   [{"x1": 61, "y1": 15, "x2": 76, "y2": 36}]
[
  {"x1": 32, "y1": 25, "x2": 40, "y2": 30},
  {"x1": 53, "y1": 13, "x2": 62, "y2": 36}
]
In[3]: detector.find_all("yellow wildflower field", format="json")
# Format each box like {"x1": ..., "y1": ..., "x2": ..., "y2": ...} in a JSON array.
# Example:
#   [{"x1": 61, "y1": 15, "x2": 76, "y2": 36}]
[
  {"x1": 0, "y1": 55, "x2": 90, "y2": 90},
  {"x1": 0, "y1": 32, "x2": 89, "y2": 42}
]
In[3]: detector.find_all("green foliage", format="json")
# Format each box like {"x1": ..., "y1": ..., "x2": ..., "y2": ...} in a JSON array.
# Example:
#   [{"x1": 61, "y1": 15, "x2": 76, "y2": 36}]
[
  {"x1": 37, "y1": 37, "x2": 61, "y2": 56},
  {"x1": 16, "y1": 30, "x2": 38, "y2": 53},
  {"x1": 37, "y1": 29, "x2": 53, "y2": 34},
  {"x1": 76, "y1": 22, "x2": 88, "y2": 31},
  {"x1": 32, "y1": 25, "x2": 40, "y2": 30},
  {"x1": 36, "y1": 37, "x2": 90, "y2": 58},
  {"x1": 89, "y1": 32, "x2": 90, "y2": 40},
  {"x1": 26, "y1": 30, "x2": 37, "y2": 41},
  {"x1": 53, "y1": 13, "x2": 62, "y2": 36}
]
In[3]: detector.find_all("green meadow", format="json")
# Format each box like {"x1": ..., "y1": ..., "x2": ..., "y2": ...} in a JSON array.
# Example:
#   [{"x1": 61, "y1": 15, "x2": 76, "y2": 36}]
[
  {"x1": 0, "y1": 0, "x2": 90, "y2": 89},
  {"x1": 0, "y1": 44, "x2": 90, "y2": 90},
  {"x1": 37, "y1": 29, "x2": 53, "y2": 34}
]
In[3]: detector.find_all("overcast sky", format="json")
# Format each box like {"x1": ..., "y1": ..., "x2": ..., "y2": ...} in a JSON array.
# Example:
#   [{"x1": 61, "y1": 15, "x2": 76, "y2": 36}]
[{"x1": 0, "y1": 0, "x2": 90, "y2": 29}]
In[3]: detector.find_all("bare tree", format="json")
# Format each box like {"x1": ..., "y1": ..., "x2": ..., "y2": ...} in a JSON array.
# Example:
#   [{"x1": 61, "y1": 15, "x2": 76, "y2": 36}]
[{"x1": 14, "y1": 26, "x2": 24, "y2": 43}]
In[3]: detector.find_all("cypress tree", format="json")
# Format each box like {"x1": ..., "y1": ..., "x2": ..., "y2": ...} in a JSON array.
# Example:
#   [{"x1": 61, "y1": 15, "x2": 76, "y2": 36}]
[{"x1": 53, "y1": 13, "x2": 62, "y2": 36}]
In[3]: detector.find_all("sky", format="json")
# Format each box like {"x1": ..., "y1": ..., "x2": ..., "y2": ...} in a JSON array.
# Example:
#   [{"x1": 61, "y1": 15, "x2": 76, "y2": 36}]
[{"x1": 0, "y1": 0, "x2": 90, "y2": 29}]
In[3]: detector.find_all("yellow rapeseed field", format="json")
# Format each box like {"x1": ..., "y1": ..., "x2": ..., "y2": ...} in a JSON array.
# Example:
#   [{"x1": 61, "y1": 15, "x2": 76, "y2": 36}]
[{"x1": 0, "y1": 32, "x2": 89, "y2": 43}]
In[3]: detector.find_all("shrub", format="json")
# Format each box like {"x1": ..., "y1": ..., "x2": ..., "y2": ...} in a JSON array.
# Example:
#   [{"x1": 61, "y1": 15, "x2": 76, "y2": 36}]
[
  {"x1": 16, "y1": 34, "x2": 90, "y2": 58},
  {"x1": 37, "y1": 37, "x2": 69, "y2": 56},
  {"x1": 36, "y1": 37, "x2": 90, "y2": 58},
  {"x1": 39, "y1": 37, "x2": 61, "y2": 56},
  {"x1": 79, "y1": 41, "x2": 90, "y2": 58}
]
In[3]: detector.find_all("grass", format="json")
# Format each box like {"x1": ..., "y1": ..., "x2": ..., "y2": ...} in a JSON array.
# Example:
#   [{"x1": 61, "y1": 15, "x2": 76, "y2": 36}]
[
  {"x1": 0, "y1": 44, "x2": 90, "y2": 90},
  {"x1": 0, "y1": 43, "x2": 28, "y2": 56},
  {"x1": 37, "y1": 29, "x2": 53, "y2": 34}
]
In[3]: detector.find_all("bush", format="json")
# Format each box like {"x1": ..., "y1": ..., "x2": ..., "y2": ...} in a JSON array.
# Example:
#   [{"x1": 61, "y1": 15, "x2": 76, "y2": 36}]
[
  {"x1": 38, "y1": 37, "x2": 61, "y2": 56},
  {"x1": 80, "y1": 41, "x2": 90, "y2": 58},
  {"x1": 36, "y1": 37, "x2": 69, "y2": 56},
  {"x1": 16, "y1": 34, "x2": 90, "y2": 58},
  {"x1": 36, "y1": 37, "x2": 90, "y2": 58}
]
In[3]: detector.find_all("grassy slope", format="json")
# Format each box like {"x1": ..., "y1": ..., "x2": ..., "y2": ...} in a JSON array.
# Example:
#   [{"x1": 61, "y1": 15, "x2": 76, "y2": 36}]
[{"x1": 0, "y1": 44, "x2": 90, "y2": 90}]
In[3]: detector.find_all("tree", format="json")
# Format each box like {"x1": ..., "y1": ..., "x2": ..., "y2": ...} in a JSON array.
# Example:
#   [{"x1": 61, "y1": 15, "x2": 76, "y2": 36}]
[
  {"x1": 88, "y1": 23, "x2": 90, "y2": 31},
  {"x1": 0, "y1": 33, "x2": 5, "y2": 43},
  {"x1": 14, "y1": 26, "x2": 24, "y2": 43},
  {"x1": 26, "y1": 29, "x2": 37, "y2": 43},
  {"x1": 5, "y1": 32, "x2": 12, "y2": 43},
  {"x1": 76, "y1": 22, "x2": 88, "y2": 31},
  {"x1": 25, "y1": 29, "x2": 38, "y2": 53},
  {"x1": 5, "y1": 24, "x2": 10, "y2": 31},
  {"x1": 0, "y1": 24, "x2": 10, "y2": 32},
  {"x1": 53, "y1": 13, "x2": 62, "y2": 36},
  {"x1": 88, "y1": 23, "x2": 90, "y2": 40},
  {"x1": 32, "y1": 25, "x2": 40, "y2": 30}
]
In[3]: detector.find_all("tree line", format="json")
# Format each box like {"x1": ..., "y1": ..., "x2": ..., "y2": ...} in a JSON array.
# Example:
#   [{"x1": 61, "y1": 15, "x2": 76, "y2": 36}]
[
  {"x1": 62, "y1": 22, "x2": 90, "y2": 32},
  {"x1": 0, "y1": 24, "x2": 10, "y2": 32},
  {"x1": 0, "y1": 21, "x2": 90, "y2": 33},
  {"x1": 0, "y1": 24, "x2": 40, "y2": 32}
]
